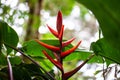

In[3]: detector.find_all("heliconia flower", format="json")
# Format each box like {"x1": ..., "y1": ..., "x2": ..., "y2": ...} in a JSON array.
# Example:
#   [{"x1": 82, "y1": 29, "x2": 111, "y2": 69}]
[
  {"x1": 42, "y1": 50, "x2": 63, "y2": 71},
  {"x1": 47, "y1": 25, "x2": 58, "y2": 38},
  {"x1": 35, "y1": 39, "x2": 60, "y2": 52},
  {"x1": 35, "y1": 10, "x2": 83, "y2": 80},
  {"x1": 61, "y1": 41, "x2": 82, "y2": 58},
  {"x1": 58, "y1": 25, "x2": 64, "y2": 41},
  {"x1": 62, "y1": 37, "x2": 76, "y2": 47},
  {"x1": 57, "y1": 11, "x2": 62, "y2": 34}
]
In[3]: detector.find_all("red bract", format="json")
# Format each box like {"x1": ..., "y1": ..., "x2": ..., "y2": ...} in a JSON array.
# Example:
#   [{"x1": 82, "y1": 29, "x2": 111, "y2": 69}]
[
  {"x1": 63, "y1": 64, "x2": 83, "y2": 80},
  {"x1": 35, "y1": 39, "x2": 60, "y2": 52},
  {"x1": 57, "y1": 11, "x2": 62, "y2": 33},
  {"x1": 42, "y1": 50, "x2": 63, "y2": 71},
  {"x1": 35, "y1": 11, "x2": 83, "y2": 80},
  {"x1": 62, "y1": 37, "x2": 75, "y2": 47},
  {"x1": 47, "y1": 25, "x2": 58, "y2": 38},
  {"x1": 58, "y1": 25, "x2": 64, "y2": 41},
  {"x1": 61, "y1": 41, "x2": 82, "y2": 58}
]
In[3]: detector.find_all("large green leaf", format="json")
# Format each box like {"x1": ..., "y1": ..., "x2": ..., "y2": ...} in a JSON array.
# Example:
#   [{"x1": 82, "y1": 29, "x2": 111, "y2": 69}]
[
  {"x1": 77, "y1": 0, "x2": 120, "y2": 49},
  {"x1": 0, "y1": 20, "x2": 19, "y2": 54},
  {"x1": 76, "y1": 0, "x2": 120, "y2": 64},
  {"x1": 23, "y1": 40, "x2": 103, "y2": 63},
  {"x1": 64, "y1": 49, "x2": 103, "y2": 63},
  {"x1": 91, "y1": 38, "x2": 120, "y2": 64}
]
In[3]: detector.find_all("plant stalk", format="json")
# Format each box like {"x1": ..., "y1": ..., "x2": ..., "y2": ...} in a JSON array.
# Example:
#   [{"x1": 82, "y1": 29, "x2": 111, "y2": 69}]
[{"x1": 7, "y1": 56, "x2": 14, "y2": 80}]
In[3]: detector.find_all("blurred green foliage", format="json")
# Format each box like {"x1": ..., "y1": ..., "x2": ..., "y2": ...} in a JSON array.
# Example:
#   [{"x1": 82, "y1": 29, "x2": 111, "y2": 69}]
[{"x1": 43, "y1": 0, "x2": 75, "y2": 15}]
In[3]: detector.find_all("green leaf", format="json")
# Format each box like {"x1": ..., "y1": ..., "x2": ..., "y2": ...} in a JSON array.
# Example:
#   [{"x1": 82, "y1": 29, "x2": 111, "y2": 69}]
[
  {"x1": 23, "y1": 39, "x2": 102, "y2": 63},
  {"x1": 77, "y1": 0, "x2": 120, "y2": 50},
  {"x1": 0, "y1": 53, "x2": 7, "y2": 67},
  {"x1": 64, "y1": 49, "x2": 103, "y2": 63},
  {"x1": 13, "y1": 63, "x2": 49, "y2": 80},
  {"x1": 105, "y1": 58, "x2": 113, "y2": 67},
  {"x1": 9, "y1": 56, "x2": 22, "y2": 65},
  {"x1": 0, "y1": 20, "x2": 19, "y2": 54},
  {"x1": 94, "y1": 70, "x2": 102, "y2": 75},
  {"x1": 22, "y1": 39, "x2": 103, "y2": 64},
  {"x1": 91, "y1": 38, "x2": 120, "y2": 64},
  {"x1": 30, "y1": 56, "x2": 54, "y2": 71},
  {"x1": 76, "y1": 0, "x2": 120, "y2": 64},
  {"x1": 12, "y1": 66, "x2": 32, "y2": 80},
  {"x1": 40, "y1": 59, "x2": 54, "y2": 71},
  {"x1": 0, "y1": 68, "x2": 8, "y2": 80}
]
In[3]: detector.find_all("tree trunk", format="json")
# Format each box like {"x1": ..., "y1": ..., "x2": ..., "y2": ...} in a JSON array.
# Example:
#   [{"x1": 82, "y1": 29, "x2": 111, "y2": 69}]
[{"x1": 25, "y1": 0, "x2": 43, "y2": 41}]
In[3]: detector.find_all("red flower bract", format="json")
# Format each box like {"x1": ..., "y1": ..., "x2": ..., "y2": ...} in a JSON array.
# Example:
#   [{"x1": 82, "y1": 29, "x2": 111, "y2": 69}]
[
  {"x1": 42, "y1": 50, "x2": 63, "y2": 71},
  {"x1": 47, "y1": 25, "x2": 58, "y2": 38},
  {"x1": 57, "y1": 11, "x2": 62, "y2": 34},
  {"x1": 61, "y1": 41, "x2": 82, "y2": 58},
  {"x1": 62, "y1": 37, "x2": 76, "y2": 47},
  {"x1": 35, "y1": 39, "x2": 60, "y2": 52}
]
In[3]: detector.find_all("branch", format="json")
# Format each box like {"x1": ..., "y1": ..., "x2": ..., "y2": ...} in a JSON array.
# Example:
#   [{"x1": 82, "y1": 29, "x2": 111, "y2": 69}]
[{"x1": 4, "y1": 43, "x2": 56, "y2": 80}]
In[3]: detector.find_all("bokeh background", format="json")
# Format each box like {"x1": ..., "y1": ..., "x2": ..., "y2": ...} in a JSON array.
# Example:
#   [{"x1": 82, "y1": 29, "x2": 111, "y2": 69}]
[{"x1": 0, "y1": 0, "x2": 119, "y2": 80}]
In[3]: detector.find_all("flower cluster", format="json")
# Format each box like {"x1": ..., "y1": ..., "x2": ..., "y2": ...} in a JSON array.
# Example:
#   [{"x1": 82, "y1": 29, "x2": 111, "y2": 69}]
[{"x1": 35, "y1": 11, "x2": 82, "y2": 80}]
